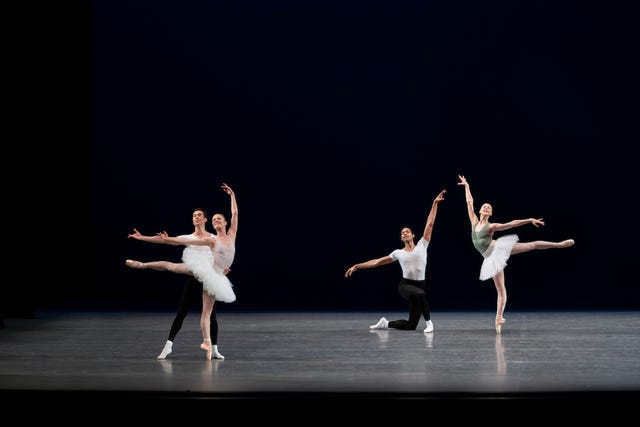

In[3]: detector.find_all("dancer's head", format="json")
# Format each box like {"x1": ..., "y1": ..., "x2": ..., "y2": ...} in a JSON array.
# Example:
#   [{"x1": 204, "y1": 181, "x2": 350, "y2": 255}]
[
  {"x1": 211, "y1": 213, "x2": 228, "y2": 232},
  {"x1": 192, "y1": 208, "x2": 208, "y2": 226},
  {"x1": 479, "y1": 203, "x2": 493, "y2": 218},
  {"x1": 400, "y1": 227, "x2": 415, "y2": 243}
]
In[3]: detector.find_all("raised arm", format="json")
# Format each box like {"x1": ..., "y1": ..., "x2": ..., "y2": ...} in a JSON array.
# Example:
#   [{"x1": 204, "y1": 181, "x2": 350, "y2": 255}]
[
  {"x1": 222, "y1": 182, "x2": 238, "y2": 240},
  {"x1": 457, "y1": 175, "x2": 478, "y2": 225},
  {"x1": 345, "y1": 256, "x2": 394, "y2": 278},
  {"x1": 491, "y1": 218, "x2": 544, "y2": 233},
  {"x1": 423, "y1": 189, "x2": 446, "y2": 242}
]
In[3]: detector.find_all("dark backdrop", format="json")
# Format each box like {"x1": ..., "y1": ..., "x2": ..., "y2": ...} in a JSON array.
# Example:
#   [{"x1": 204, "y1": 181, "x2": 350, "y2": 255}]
[{"x1": 24, "y1": 1, "x2": 639, "y2": 315}]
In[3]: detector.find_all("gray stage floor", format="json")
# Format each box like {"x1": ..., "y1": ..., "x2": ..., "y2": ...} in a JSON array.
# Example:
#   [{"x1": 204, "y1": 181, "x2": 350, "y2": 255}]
[{"x1": 1, "y1": 310, "x2": 639, "y2": 403}]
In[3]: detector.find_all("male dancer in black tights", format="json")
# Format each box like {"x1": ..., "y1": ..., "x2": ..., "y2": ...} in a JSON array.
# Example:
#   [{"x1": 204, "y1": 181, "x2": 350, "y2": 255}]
[{"x1": 345, "y1": 189, "x2": 446, "y2": 333}]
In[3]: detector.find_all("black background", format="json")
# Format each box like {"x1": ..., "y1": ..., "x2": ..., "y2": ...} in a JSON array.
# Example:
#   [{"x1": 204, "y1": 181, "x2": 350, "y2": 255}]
[{"x1": 17, "y1": 0, "x2": 638, "y2": 316}]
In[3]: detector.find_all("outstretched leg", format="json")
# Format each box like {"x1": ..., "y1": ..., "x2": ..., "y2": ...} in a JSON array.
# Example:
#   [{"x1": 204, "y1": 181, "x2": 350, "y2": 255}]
[
  {"x1": 510, "y1": 239, "x2": 574, "y2": 255},
  {"x1": 492, "y1": 270, "x2": 507, "y2": 334},
  {"x1": 125, "y1": 260, "x2": 192, "y2": 275}
]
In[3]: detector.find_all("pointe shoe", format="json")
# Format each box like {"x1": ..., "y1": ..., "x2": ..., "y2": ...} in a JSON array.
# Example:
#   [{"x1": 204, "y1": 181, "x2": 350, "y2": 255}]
[
  {"x1": 558, "y1": 239, "x2": 575, "y2": 248},
  {"x1": 200, "y1": 340, "x2": 212, "y2": 360},
  {"x1": 495, "y1": 315, "x2": 506, "y2": 334},
  {"x1": 125, "y1": 259, "x2": 146, "y2": 269}
]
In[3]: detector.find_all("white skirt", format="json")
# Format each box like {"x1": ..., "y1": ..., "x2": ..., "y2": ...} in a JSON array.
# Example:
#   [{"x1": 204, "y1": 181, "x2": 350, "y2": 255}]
[
  {"x1": 479, "y1": 234, "x2": 519, "y2": 281},
  {"x1": 182, "y1": 247, "x2": 236, "y2": 303}
]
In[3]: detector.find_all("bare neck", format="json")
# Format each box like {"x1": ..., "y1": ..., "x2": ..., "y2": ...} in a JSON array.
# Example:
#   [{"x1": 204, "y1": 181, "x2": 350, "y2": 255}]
[
  {"x1": 403, "y1": 240, "x2": 416, "y2": 250},
  {"x1": 192, "y1": 224, "x2": 210, "y2": 237}
]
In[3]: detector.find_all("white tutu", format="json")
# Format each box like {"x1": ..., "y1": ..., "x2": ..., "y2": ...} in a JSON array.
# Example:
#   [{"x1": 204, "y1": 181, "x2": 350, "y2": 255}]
[
  {"x1": 182, "y1": 247, "x2": 236, "y2": 303},
  {"x1": 479, "y1": 234, "x2": 519, "y2": 281}
]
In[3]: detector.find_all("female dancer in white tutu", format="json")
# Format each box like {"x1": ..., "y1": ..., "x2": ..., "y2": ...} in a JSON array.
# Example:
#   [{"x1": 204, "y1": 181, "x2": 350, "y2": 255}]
[
  {"x1": 126, "y1": 183, "x2": 238, "y2": 359},
  {"x1": 457, "y1": 175, "x2": 574, "y2": 333}
]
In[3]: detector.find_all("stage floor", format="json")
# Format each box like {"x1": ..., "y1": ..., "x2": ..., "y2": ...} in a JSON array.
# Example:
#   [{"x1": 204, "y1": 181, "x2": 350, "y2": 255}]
[{"x1": 1, "y1": 310, "x2": 639, "y2": 403}]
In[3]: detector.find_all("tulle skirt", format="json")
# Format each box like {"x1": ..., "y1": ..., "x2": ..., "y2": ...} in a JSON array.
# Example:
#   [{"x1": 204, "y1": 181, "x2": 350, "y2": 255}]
[
  {"x1": 479, "y1": 234, "x2": 519, "y2": 281},
  {"x1": 182, "y1": 247, "x2": 236, "y2": 303}
]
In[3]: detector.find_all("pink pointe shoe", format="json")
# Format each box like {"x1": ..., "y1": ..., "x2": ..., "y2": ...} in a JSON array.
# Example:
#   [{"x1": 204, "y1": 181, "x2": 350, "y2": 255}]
[
  {"x1": 495, "y1": 315, "x2": 506, "y2": 334},
  {"x1": 200, "y1": 340, "x2": 212, "y2": 360}
]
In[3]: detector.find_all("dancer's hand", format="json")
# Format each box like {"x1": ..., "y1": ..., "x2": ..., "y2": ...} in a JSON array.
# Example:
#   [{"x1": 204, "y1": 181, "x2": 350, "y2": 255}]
[
  {"x1": 345, "y1": 265, "x2": 358, "y2": 278},
  {"x1": 530, "y1": 218, "x2": 544, "y2": 227},
  {"x1": 128, "y1": 228, "x2": 143, "y2": 239},
  {"x1": 433, "y1": 189, "x2": 446, "y2": 203},
  {"x1": 221, "y1": 182, "x2": 234, "y2": 197}
]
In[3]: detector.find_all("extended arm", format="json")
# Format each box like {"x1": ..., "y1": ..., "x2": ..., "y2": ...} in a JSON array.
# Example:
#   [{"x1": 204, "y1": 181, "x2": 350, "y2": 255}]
[
  {"x1": 423, "y1": 189, "x2": 446, "y2": 242},
  {"x1": 127, "y1": 228, "x2": 179, "y2": 245},
  {"x1": 157, "y1": 231, "x2": 216, "y2": 248},
  {"x1": 222, "y1": 182, "x2": 238, "y2": 240},
  {"x1": 345, "y1": 256, "x2": 394, "y2": 278},
  {"x1": 457, "y1": 175, "x2": 478, "y2": 224},
  {"x1": 491, "y1": 218, "x2": 544, "y2": 233}
]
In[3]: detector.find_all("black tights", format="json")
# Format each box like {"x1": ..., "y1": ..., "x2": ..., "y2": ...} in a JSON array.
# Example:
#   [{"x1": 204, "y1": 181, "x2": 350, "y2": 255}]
[
  {"x1": 168, "y1": 276, "x2": 218, "y2": 344},
  {"x1": 388, "y1": 278, "x2": 430, "y2": 330}
]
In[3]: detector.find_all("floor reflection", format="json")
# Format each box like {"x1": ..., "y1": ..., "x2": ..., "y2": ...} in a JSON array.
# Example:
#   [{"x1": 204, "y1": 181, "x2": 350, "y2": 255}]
[
  {"x1": 369, "y1": 329, "x2": 389, "y2": 347},
  {"x1": 157, "y1": 359, "x2": 172, "y2": 375},
  {"x1": 369, "y1": 329, "x2": 435, "y2": 349},
  {"x1": 495, "y1": 334, "x2": 506, "y2": 375},
  {"x1": 424, "y1": 331, "x2": 434, "y2": 348}
]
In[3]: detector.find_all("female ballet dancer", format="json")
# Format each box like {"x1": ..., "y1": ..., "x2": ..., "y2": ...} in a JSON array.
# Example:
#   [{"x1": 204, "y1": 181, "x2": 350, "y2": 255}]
[{"x1": 457, "y1": 175, "x2": 574, "y2": 333}]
